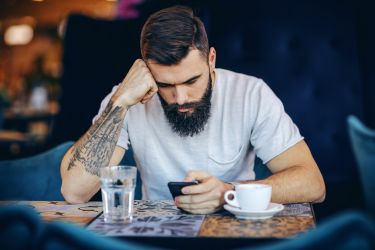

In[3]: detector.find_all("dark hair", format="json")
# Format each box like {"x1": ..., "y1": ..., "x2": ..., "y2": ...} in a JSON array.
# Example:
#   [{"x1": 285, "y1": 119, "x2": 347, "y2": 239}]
[{"x1": 140, "y1": 5, "x2": 209, "y2": 65}]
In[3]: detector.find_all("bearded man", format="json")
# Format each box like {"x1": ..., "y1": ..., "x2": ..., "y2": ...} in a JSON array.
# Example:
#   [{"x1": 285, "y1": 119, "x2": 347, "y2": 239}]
[{"x1": 60, "y1": 6, "x2": 325, "y2": 214}]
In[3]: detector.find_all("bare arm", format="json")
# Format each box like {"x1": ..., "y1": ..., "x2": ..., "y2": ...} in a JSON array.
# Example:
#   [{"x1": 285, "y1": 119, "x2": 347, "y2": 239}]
[
  {"x1": 176, "y1": 140, "x2": 325, "y2": 214},
  {"x1": 249, "y1": 140, "x2": 326, "y2": 203},
  {"x1": 60, "y1": 103, "x2": 127, "y2": 204},
  {"x1": 60, "y1": 59, "x2": 158, "y2": 203}
]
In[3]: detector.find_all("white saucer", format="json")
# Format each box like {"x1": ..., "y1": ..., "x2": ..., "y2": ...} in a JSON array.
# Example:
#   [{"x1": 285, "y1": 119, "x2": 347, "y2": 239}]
[{"x1": 224, "y1": 203, "x2": 284, "y2": 220}]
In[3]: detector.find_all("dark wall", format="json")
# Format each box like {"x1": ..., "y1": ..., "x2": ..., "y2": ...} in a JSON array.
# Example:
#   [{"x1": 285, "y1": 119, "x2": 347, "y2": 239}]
[
  {"x1": 357, "y1": 1, "x2": 375, "y2": 128},
  {"x1": 209, "y1": 1, "x2": 364, "y2": 183},
  {"x1": 53, "y1": 15, "x2": 143, "y2": 143}
]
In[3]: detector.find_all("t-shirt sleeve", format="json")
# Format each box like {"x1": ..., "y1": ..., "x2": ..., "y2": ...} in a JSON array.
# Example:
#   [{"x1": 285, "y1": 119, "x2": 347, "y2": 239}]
[
  {"x1": 92, "y1": 85, "x2": 130, "y2": 150},
  {"x1": 250, "y1": 80, "x2": 303, "y2": 164}
]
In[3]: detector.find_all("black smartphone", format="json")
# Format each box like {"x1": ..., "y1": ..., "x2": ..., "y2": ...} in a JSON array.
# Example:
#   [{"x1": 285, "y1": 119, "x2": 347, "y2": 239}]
[{"x1": 168, "y1": 181, "x2": 199, "y2": 199}]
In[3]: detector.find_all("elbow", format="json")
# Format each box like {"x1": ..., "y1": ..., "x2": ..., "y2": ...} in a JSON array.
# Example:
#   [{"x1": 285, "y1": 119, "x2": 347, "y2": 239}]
[
  {"x1": 313, "y1": 187, "x2": 326, "y2": 203},
  {"x1": 61, "y1": 182, "x2": 90, "y2": 204},
  {"x1": 312, "y1": 177, "x2": 326, "y2": 203}
]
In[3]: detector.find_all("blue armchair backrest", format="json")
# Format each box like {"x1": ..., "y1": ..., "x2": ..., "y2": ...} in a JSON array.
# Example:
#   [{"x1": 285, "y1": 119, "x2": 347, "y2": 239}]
[
  {"x1": 0, "y1": 141, "x2": 74, "y2": 201},
  {"x1": 348, "y1": 115, "x2": 375, "y2": 214}
]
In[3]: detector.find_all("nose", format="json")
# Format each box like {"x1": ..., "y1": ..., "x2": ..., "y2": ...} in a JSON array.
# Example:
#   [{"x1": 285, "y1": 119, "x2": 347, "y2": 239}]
[{"x1": 174, "y1": 85, "x2": 188, "y2": 105}]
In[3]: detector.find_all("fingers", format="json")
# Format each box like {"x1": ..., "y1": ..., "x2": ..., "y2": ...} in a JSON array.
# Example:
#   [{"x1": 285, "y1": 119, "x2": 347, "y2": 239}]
[
  {"x1": 140, "y1": 88, "x2": 157, "y2": 104},
  {"x1": 116, "y1": 58, "x2": 159, "y2": 107},
  {"x1": 120, "y1": 59, "x2": 145, "y2": 86},
  {"x1": 177, "y1": 199, "x2": 221, "y2": 211},
  {"x1": 183, "y1": 208, "x2": 218, "y2": 214},
  {"x1": 141, "y1": 80, "x2": 158, "y2": 104},
  {"x1": 185, "y1": 170, "x2": 211, "y2": 182},
  {"x1": 176, "y1": 173, "x2": 226, "y2": 214},
  {"x1": 149, "y1": 78, "x2": 158, "y2": 93},
  {"x1": 181, "y1": 177, "x2": 216, "y2": 195},
  {"x1": 176, "y1": 188, "x2": 220, "y2": 205},
  {"x1": 137, "y1": 59, "x2": 158, "y2": 104},
  {"x1": 133, "y1": 58, "x2": 147, "y2": 69}
]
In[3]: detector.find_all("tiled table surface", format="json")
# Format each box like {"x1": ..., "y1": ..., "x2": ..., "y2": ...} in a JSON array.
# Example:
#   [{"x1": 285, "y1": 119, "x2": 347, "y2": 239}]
[{"x1": 1, "y1": 200, "x2": 315, "y2": 238}]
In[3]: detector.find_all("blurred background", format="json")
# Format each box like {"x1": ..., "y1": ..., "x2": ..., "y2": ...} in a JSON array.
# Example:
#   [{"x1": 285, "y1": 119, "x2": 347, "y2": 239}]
[{"x1": 0, "y1": 0, "x2": 374, "y2": 221}]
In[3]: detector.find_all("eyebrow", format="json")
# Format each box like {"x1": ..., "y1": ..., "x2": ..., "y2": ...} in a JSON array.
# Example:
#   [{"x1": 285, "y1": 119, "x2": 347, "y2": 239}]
[{"x1": 156, "y1": 74, "x2": 202, "y2": 87}]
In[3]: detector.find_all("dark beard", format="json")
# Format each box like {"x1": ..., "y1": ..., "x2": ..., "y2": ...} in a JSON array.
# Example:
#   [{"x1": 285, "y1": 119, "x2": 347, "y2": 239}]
[{"x1": 158, "y1": 75, "x2": 212, "y2": 137}]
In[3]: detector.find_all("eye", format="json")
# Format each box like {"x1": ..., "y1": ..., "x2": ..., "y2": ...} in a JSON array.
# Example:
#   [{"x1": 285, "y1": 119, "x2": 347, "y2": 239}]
[
  {"x1": 157, "y1": 83, "x2": 173, "y2": 88},
  {"x1": 185, "y1": 79, "x2": 198, "y2": 85}
]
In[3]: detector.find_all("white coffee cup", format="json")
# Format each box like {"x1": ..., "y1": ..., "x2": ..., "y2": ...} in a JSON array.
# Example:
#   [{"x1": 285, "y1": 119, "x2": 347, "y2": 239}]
[{"x1": 224, "y1": 184, "x2": 272, "y2": 211}]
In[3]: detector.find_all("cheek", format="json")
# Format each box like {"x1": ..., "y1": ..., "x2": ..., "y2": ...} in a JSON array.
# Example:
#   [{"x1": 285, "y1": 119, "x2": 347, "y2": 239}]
[
  {"x1": 189, "y1": 82, "x2": 207, "y2": 99},
  {"x1": 189, "y1": 86, "x2": 205, "y2": 99},
  {"x1": 158, "y1": 89, "x2": 174, "y2": 103}
]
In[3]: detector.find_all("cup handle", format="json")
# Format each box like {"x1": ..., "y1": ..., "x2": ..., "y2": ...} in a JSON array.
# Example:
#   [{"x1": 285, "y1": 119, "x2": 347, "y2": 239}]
[{"x1": 224, "y1": 190, "x2": 240, "y2": 207}]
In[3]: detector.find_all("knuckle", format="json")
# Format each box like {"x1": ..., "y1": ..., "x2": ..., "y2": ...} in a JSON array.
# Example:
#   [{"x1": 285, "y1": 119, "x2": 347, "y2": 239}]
[
  {"x1": 214, "y1": 200, "x2": 220, "y2": 207},
  {"x1": 147, "y1": 80, "x2": 154, "y2": 88},
  {"x1": 133, "y1": 59, "x2": 141, "y2": 66}
]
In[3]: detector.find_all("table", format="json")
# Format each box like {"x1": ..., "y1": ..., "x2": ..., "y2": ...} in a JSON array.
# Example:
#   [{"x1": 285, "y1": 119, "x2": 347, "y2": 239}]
[
  {"x1": 0, "y1": 200, "x2": 102, "y2": 226},
  {"x1": 1, "y1": 200, "x2": 316, "y2": 248}
]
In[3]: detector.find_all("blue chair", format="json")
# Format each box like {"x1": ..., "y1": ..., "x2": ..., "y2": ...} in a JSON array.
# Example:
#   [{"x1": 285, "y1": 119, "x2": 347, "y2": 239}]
[
  {"x1": 347, "y1": 115, "x2": 375, "y2": 214},
  {"x1": 0, "y1": 141, "x2": 74, "y2": 201},
  {"x1": 0, "y1": 205, "x2": 150, "y2": 250}
]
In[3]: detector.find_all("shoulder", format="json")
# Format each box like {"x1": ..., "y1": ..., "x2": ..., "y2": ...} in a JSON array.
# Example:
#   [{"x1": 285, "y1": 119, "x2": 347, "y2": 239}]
[{"x1": 215, "y1": 68, "x2": 268, "y2": 98}]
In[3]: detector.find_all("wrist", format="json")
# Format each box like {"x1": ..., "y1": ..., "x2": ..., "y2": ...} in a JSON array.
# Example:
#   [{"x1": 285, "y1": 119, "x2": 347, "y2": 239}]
[
  {"x1": 224, "y1": 182, "x2": 235, "y2": 191},
  {"x1": 225, "y1": 181, "x2": 242, "y2": 190},
  {"x1": 111, "y1": 96, "x2": 130, "y2": 110}
]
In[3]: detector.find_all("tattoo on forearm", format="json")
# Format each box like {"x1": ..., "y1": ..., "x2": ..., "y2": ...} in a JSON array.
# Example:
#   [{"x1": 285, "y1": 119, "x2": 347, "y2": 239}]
[{"x1": 67, "y1": 100, "x2": 125, "y2": 176}]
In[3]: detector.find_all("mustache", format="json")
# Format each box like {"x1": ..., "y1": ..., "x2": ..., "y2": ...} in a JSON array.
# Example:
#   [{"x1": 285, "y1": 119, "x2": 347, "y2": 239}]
[{"x1": 163, "y1": 100, "x2": 209, "y2": 112}]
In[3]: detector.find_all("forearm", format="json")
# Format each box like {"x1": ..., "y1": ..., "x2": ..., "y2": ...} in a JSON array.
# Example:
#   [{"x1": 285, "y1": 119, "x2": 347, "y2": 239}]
[
  {"x1": 242, "y1": 165, "x2": 326, "y2": 204},
  {"x1": 61, "y1": 99, "x2": 127, "y2": 203}
]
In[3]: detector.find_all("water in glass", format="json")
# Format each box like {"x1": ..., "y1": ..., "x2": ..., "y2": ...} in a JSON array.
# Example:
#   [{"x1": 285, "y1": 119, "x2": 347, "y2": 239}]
[{"x1": 100, "y1": 166, "x2": 136, "y2": 223}]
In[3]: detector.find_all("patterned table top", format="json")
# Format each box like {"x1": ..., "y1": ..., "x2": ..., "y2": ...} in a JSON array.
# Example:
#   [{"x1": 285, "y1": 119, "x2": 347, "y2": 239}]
[
  {"x1": 0, "y1": 200, "x2": 102, "y2": 226},
  {"x1": 0, "y1": 200, "x2": 315, "y2": 238}
]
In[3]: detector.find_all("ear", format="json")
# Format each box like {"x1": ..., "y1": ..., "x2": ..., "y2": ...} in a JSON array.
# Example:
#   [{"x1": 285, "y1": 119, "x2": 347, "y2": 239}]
[{"x1": 208, "y1": 47, "x2": 216, "y2": 72}]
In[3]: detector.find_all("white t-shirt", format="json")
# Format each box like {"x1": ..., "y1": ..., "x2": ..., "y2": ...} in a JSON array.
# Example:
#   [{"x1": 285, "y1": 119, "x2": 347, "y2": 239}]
[{"x1": 93, "y1": 68, "x2": 303, "y2": 200}]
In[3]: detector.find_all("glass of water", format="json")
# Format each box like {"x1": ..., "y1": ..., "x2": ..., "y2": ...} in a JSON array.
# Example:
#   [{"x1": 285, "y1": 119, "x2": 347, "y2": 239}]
[{"x1": 100, "y1": 165, "x2": 137, "y2": 223}]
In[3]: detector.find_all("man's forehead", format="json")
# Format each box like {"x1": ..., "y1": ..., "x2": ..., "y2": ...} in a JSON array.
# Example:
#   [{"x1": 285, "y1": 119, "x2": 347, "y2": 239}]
[{"x1": 147, "y1": 50, "x2": 207, "y2": 84}]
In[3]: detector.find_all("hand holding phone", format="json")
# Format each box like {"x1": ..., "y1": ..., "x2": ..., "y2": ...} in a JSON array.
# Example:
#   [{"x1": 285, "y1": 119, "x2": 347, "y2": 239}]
[{"x1": 168, "y1": 181, "x2": 198, "y2": 199}]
